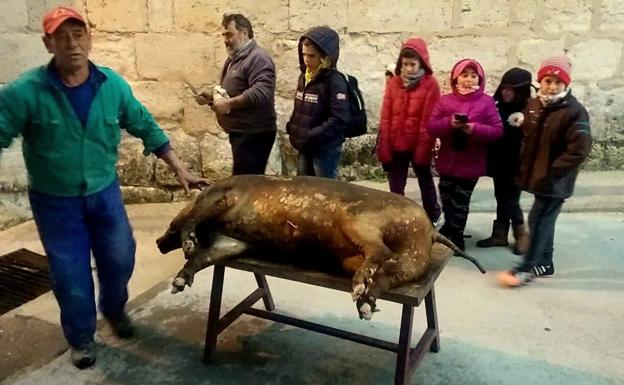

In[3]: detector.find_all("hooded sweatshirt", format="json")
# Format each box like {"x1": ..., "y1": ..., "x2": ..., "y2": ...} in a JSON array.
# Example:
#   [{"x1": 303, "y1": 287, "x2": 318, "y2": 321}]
[
  {"x1": 426, "y1": 58, "x2": 503, "y2": 178},
  {"x1": 286, "y1": 26, "x2": 350, "y2": 155},
  {"x1": 377, "y1": 38, "x2": 440, "y2": 166}
]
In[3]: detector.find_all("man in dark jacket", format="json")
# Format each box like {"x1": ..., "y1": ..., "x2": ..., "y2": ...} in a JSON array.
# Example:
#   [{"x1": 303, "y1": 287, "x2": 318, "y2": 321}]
[
  {"x1": 195, "y1": 14, "x2": 276, "y2": 175},
  {"x1": 286, "y1": 26, "x2": 350, "y2": 178},
  {"x1": 498, "y1": 56, "x2": 592, "y2": 287}
]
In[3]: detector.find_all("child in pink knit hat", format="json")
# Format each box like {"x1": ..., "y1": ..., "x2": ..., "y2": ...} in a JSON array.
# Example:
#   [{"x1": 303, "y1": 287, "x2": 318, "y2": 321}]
[
  {"x1": 497, "y1": 55, "x2": 592, "y2": 287},
  {"x1": 426, "y1": 59, "x2": 503, "y2": 250}
]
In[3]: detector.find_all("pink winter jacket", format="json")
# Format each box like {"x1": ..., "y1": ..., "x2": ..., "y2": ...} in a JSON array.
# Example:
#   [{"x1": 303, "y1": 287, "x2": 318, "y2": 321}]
[{"x1": 426, "y1": 59, "x2": 502, "y2": 178}]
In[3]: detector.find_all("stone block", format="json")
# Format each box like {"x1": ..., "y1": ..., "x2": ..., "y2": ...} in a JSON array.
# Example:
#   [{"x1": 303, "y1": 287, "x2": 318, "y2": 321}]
[
  {"x1": 121, "y1": 186, "x2": 172, "y2": 204},
  {"x1": 289, "y1": 0, "x2": 348, "y2": 32},
  {"x1": 135, "y1": 33, "x2": 215, "y2": 83},
  {"x1": 458, "y1": 0, "x2": 509, "y2": 29},
  {"x1": 568, "y1": 39, "x2": 623, "y2": 81},
  {"x1": 1, "y1": 0, "x2": 28, "y2": 32},
  {"x1": 510, "y1": 0, "x2": 538, "y2": 26},
  {"x1": 90, "y1": 33, "x2": 138, "y2": 79},
  {"x1": 27, "y1": 0, "x2": 85, "y2": 31},
  {"x1": 347, "y1": 0, "x2": 452, "y2": 33},
  {"x1": 116, "y1": 134, "x2": 156, "y2": 186},
  {"x1": 265, "y1": 38, "x2": 300, "y2": 98},
  {"x1": 0, "y1": 34, "x2": 51, "y2": 83},
  {"x1": 173, "y1": 0, "x2": 289, "y2": 34},
  {"x1": 516, "y1": 38, "x2": 566, "y2": 72},
  {"x1": 148, "y1": 0, "x2": 174, "y2": 32},
  {"x1": 182, "y1": 93, "x2": 222, "y2": 137},
  {"x1": 130, "y1": 81, "x2": 185, "y2": 121},
  {"x1": 86, "y1": 0, "x2": 148, "y2": 32},
  {"x1": 543, "y1": 0, "x2": 592, "y2": 33},
  {"x1": 584, "y1": 85, "x2": 624, "y2": 140},
  {"x1": 428, "y1": 35, "x2": 511, "y2": 75},
  {"x1": 199, "y1": 134, "x2": 233, "y2": 179},
  {"x1": 600, "y1": 0, "x2": 624, "y2": 31}
]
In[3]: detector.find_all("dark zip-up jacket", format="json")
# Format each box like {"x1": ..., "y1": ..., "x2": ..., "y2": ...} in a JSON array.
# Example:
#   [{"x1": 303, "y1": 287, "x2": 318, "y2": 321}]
[
  {"x1": 218, "y1": 39, "x2": 277, "y2": 133},
  {"x1": 516, "y1": 92, "x2": 592, "y2": 198},
  {"x1": 286, "y1": 26, "x2": 349, "y2": 155}
]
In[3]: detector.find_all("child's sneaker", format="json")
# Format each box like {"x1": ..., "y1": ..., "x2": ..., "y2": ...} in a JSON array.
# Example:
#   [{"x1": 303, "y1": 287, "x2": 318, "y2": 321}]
[
  {"x1": 532, "y1": 264, "x2": 554, "y2": 277},
  {"x1": 70, "y1": 341, "x2": 95, "y2": 369},
  {"x1": 497, "y1": 266, "x2": 535, "y2": 287}
]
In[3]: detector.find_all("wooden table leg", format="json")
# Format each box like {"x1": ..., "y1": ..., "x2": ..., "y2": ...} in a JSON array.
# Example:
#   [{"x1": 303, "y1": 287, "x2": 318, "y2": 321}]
[
  {"x1": 254, "y1": 273, "x2": 275, "y2": 311},
  {"x1": 425, "y1": 286, "x2": 440, "y2": 353},
  {"x1": 394, "y1": 304, "x2": 414, "y2": 385},
  {"x1": 204, "y1": 265, "x2": 225, "y2": 364}
]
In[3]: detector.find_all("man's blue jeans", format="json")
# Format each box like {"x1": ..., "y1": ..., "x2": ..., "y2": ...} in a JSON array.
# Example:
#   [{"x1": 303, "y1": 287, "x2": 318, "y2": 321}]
[
  {"x1": 29, "y1": 180, "x2": 136, "y2": 347},
  {"x1": 297, "y1": 143, "x2": 342, "y2": 179}
]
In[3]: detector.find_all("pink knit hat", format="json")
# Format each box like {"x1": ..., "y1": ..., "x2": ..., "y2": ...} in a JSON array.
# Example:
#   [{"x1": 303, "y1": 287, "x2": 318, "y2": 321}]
[{"x1": 537, "y1": 55, "x2": 572, "y2": 86}]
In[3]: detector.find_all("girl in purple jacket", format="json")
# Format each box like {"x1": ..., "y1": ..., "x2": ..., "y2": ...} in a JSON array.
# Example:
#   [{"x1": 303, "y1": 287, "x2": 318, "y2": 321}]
[{"x1": 427, "y1": 58, "x2": 503, "y2": 250}]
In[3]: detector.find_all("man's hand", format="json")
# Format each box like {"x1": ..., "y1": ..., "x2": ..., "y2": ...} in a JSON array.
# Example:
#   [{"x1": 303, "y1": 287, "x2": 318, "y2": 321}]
[
  {"x1": 174, "y1": 168, "x2": 211, "y2": 194},
  {"x1": 159, "y1": 149, "x2": 211, "y2": 194},
  {"x1": 193, "y1": 90, "x2": 214, "y2": 106},
  {"x1": 212, "y1": 98, "x2": 232, "y2": 115}
]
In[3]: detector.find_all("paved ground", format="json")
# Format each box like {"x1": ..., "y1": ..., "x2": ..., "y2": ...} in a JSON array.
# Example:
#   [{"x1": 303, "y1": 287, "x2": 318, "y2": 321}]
[{"x1": 1, "y1": 171, "x2": 623, "y2": 385}]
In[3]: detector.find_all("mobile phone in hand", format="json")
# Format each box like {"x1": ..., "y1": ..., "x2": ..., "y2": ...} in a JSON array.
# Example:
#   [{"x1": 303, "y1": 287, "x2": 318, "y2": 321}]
[{"x1": 454, "y1": 114, "x2": 468, "y2": 123}]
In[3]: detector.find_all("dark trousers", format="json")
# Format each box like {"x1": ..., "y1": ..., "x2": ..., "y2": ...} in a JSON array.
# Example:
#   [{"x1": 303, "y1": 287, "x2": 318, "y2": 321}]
[
  {"x1": 523, "y1": 195, "x2": 564, "y2": 268},
  {"x1": 493, "y1": 174, "x2": 524, "y2": 227},
  {"x1": 29, "y1": 180, "x2": 135, "y2": 347},
  {"x1": 438, "y1": 175, "x2": 478, "y2": 235},
  {"x1": 228, "y1": 130, "x2": 277, "y2": 175},
  {"x1": 386, "y1": 152, "x2": 441, "y2": 222}
]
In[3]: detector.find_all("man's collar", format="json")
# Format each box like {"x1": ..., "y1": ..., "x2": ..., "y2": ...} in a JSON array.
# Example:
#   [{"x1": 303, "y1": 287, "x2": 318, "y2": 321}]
[
  {"x1": 228, "y1": 39, "x2": 255, "y2": 60},
  {"x1": 46, "y1": 60, "x2": 106, "y2": 89}
]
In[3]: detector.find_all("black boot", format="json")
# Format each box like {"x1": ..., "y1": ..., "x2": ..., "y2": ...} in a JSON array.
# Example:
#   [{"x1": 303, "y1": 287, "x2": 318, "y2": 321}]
[
  {"x1": 440, "y1": 224, "x2": 465, "y2": 251},
  {"x1": 476, "y1": 220, "x2": 509, "y2": 248}
]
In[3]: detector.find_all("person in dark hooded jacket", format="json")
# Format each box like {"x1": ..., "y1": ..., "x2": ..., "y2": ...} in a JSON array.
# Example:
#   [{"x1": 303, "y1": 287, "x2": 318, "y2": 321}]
[
  {"x1": 286, "y1": 26, "x2": 350, "y2": 178},
  {"x1": 476, "y1": 68, "x2": 532, "y2": 255}
]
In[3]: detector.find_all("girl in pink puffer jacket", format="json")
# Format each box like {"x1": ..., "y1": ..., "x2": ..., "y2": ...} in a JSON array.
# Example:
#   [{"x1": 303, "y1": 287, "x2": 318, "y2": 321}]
[{"x1": 426, "y1": 58, "x2": 503, "y2": 250}]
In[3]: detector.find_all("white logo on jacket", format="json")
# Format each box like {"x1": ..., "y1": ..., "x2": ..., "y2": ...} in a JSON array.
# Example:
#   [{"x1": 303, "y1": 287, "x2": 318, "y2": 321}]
[
  {"x1": 295, "y1": 91, "x2": 304, "y2": 101},
  {"x1": 336, "y1": 93, "x2": 346, "y2": 100},
  {"x1": 304, "y1": 93, "x2": 319, "y2": 103}
]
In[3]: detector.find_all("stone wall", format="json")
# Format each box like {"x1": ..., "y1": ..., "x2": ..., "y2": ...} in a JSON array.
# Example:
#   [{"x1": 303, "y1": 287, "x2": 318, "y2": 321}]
[{"x1": 1, "y1": 0, "x2": 624, "y2": 229}]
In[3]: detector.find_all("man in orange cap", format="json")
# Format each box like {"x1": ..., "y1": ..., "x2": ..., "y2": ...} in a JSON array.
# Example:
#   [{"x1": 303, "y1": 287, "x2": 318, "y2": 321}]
[{"x1": 0, "y1": 6, "x2": 207, "y2": 368}]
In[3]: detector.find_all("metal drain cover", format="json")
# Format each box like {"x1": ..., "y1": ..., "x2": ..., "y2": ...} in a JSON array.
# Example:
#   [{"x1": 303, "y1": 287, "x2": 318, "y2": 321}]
[{"x1": 0, "y1": 249, "x2": 51, "y2": 315}]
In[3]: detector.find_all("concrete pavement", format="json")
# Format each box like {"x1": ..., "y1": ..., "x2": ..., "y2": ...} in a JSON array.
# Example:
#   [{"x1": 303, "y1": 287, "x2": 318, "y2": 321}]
[{"x1": 1, "y1": 171, "x2": 623, "y2": 385}]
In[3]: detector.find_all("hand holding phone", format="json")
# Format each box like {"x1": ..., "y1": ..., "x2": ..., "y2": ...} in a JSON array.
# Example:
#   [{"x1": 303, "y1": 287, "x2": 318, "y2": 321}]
[{"x1": 454, "y1": 114, "x2": 468, "y2": 123}]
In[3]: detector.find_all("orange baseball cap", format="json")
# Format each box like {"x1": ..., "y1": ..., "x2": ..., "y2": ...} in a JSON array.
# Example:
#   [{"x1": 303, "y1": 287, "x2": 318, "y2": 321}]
[{"x1": 42, "y1": 6, "x2": 86, "y2": 34}]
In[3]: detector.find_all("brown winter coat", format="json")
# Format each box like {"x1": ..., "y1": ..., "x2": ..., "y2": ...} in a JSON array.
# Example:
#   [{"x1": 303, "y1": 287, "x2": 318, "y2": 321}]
[{"x1": 516, "y1": 92, "x2": 592, "y2": 199}]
